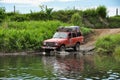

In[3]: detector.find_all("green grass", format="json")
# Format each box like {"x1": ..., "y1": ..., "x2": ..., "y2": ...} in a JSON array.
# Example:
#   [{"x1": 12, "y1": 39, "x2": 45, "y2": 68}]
[
  {"x1": 95, "y1": 34, "x2": 120, "y2": 55},
  {"x1": 113, "y1": 46, "x2": 120, "y2": 62},
  {"x1": 0, "y1": 21, "x2": 91, "y2": 52},
  {"x1": 0, "y1": 21, "x2": 68, "y2": 52}
]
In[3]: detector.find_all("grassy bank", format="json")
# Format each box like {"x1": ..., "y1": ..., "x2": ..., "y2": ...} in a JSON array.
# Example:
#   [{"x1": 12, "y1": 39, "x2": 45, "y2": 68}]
[
  {"x1": 0, "y1": 21, "x2": 67, "y2": 52},
  {"x1": 0, "y1": 21, "x2": 91, "y2": 52},
  {"x1": 95, "y1": 34, "x2": 120, "y2": 56}
]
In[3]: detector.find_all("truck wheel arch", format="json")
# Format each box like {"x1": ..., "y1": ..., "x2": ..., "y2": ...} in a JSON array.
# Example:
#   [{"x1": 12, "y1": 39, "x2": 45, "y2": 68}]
[
  {"x1": 74, "y1": 42, "x2": 80, "y2": 51},
  {"x1": 59, "y1": 44, "x2": 66, "y2": 51}
]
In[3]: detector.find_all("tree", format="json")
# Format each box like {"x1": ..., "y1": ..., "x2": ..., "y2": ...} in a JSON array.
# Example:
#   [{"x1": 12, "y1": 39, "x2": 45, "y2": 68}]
[
  {"x1": 0, "y1": 7, "x2": 6, "y2": 23},
  {"x1": 45, "y1": 6, "x2": 53, "y2": 20},
  {"x1": 39, "y1": 5, "x2": 53, "y2": 20},
  {"x1": 71, "y1": 13, "x2": 83, "y2": 26},
  {"x1": 96, "y1": 6, "x2": 107, "y2": 18}
]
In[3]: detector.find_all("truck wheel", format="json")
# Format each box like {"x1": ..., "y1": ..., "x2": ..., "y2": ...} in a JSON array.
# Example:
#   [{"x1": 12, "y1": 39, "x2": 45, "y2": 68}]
[
  {"x1": 59, "y1": 45, "x2": 65, "y2": 52},
  {"x1": 74, "y1": 43, "x2": 80, "y2": 51}
]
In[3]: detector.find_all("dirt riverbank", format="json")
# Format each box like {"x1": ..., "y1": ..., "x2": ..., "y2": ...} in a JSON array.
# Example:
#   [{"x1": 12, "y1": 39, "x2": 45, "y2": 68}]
[{"x1": 81, "y1": 28, "x2": 120, "y2": 51}]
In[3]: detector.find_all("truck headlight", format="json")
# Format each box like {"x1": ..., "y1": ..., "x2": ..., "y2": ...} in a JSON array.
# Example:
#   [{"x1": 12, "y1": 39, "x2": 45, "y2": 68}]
[
  {"x1": 55, "y1": 42, "x2": 58, "y2": 46},
  {"x1": 43, "y1": 42, "x2": 46, "y2": 45}
]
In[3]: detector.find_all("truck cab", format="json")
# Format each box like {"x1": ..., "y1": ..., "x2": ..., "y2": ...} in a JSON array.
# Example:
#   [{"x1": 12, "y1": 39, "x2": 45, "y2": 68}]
[{"x1": 42, "y1": 26, "x2": 84, "y2": 52}]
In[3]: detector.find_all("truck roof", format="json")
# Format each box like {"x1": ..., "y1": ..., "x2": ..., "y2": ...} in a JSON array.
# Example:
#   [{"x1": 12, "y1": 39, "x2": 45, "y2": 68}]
[{"x1": 57, "y1": 26, "x2": 80, "y2": 32}]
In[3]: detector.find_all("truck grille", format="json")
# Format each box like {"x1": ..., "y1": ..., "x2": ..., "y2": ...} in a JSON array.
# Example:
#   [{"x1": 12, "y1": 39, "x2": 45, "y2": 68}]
[{"x1": 46, "y1": 42, "x2": 55, "y2": 47}]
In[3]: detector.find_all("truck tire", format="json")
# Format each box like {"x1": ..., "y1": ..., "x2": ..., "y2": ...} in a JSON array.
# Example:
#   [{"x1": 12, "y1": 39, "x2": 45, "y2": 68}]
[
  {"x1": 59, "y1": 45, "x2": 65, "y2": 52},
  {"x1": 74, "y1": 43, "x2": 80, "y2": 51}
]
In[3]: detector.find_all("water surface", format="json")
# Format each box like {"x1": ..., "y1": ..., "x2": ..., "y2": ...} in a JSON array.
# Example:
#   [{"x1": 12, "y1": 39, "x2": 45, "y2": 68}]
[{"x1": 0, "y1": 53, "x2": 120, "y2": 80}]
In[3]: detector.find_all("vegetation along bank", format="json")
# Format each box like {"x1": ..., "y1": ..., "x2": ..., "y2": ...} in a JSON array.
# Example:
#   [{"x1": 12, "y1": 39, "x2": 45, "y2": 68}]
[
  {"x1": 96, "y1": 34, "x2": 120, "y2": 56},
  {"x1": 0, "y1": 21, "x2": 91, "y2": 53}
]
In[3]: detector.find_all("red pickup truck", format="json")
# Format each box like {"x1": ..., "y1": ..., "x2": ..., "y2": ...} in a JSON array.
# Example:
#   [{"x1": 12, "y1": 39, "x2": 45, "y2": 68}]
[{"x1": 42, "y1": 26, "x2": 84, "y2": 52}]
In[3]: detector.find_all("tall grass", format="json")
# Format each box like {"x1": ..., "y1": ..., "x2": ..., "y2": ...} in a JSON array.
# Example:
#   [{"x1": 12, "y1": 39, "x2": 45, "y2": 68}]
[
  {"x1": 0, "y1": 21, "x2": 68, "y2": 52},
  {"x1": 113, "y1": 46, "x2": 120, "y2": 62},
  {"x1": 95, "y1": 34, "x2": 120, "y2": 55},
  {"x1": 0, "y1": 21, "x2": 91, "y2": 52}
]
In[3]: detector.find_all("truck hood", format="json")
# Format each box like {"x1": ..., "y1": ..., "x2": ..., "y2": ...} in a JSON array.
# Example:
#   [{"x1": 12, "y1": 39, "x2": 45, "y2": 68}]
[{"x1": 44, "y1": 38, "x2": 67, "y2": 43}]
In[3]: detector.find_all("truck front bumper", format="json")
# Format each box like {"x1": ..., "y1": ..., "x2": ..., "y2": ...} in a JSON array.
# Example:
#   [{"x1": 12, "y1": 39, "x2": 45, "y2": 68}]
[{"x1": 42, "y1": 46, "x2": 58, "y2": 50}]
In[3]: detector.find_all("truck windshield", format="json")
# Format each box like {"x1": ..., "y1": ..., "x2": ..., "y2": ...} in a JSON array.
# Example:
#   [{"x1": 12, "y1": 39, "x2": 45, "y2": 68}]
[{"x1": 53, "y1": 32, "x2": 68, "y2": 38}]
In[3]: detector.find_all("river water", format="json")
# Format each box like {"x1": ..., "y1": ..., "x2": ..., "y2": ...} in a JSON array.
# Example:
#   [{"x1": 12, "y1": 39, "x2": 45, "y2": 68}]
[{"x1": 0, "y1": 53, "x2": 120, "y2": 80}]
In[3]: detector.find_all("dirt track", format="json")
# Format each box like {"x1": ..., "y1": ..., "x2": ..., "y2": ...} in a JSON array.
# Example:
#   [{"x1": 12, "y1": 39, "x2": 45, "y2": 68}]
[{"x1": 81, "y1": 28, "x2": 120, "y2": 51}]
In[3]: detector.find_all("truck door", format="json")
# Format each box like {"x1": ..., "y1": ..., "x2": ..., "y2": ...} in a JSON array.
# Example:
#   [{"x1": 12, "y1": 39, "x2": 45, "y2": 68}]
[
  {"x1": 68, "y1": 32, "x2": 77, "y2": 47},
  {"x1": 71, "y1": 32, "x2": 77, "y2": 46},
  {"x1": 67, "y1": 33, "x2": 72, "y2": 47}
]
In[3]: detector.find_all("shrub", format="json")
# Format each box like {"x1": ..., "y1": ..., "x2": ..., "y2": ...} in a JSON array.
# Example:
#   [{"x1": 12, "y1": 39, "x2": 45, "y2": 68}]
[
  {"x1": 96, "y1": 6, "x2": 107, "y2": 18},
  {"x1": 71, "y1": 13, "x2": 83, "y2": 26},
  {"x1": 80, "y1": 27, "x2": 92, "y2": 36},
  {"x1": 83, "y1": 8, "x2": 97, "y2": 17},
  {"x1": 10, "y1": 14, "x2": 30, "y2": 22},
  {"x1": 52, "y1": 10, "x2": 80, "y2": 22},
  {"x1": 108, "y1": 16, "x2": 120, "y2": 28}
]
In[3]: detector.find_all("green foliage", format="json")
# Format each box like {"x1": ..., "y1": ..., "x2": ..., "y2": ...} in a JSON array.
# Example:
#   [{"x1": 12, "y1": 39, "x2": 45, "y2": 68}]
[
  {"x1": 108, "y1": 16, "x2": 120, "y2": 28},
  {"x1": 80, "y1": 27, "x2": 92, "y2": 36},
  {"x1": 28, "y1": 12, "x2": 47, "y2": 21},
  {"x1": 4, "y1": 6, "x2": 120, "y2": 29},
  {"x1": 95, "y1": 34, "x2": 120, "y2": 55},
  {"x1": 0, "y1": 21, "x2": 91, "y2": 52},
  {"x1": 0, "y1": 21, "x2": 68, "y2": 52},
  {"x1": 5, "y1": 6, "x2": 120, "y2": 29},
  {"x1": 0, "y1": 7, "x2": 6, "y2": 23},
  {"x1": 71, "y1": 13, "x2": 83, "y2": 26},
  {"x1": 45, "y1": 6, "x2": 53, "y2": 20},
  {"x1": 83, "y1": 8, "x2": 97, "y2": 17},
  {"x1": 96, "y1": 6, "x2": 107, "y2": 18},
  {"x1": 10, "y1": 14, "x2": 30, "y2": 22},
  {"x1": 28, "y1": 6, "x2": 53, "y2": 20},
  {"x1": 52, "y1": 10, "x2": 81, "y2": 22}
]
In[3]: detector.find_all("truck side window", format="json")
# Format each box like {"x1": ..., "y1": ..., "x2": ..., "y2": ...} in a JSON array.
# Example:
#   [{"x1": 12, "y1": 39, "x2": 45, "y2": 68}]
[{"x1": 72, "y1": 33, "x2": 77, "y2": 37}]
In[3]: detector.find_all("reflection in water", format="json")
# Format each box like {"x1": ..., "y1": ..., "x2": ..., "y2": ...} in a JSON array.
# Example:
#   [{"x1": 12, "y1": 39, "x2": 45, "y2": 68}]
[{"x1": 0, "y1": 53, "x2": 120, "y2": 80}]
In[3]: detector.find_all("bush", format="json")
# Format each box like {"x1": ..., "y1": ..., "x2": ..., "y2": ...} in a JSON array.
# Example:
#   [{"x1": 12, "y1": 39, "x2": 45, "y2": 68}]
[
  {"x1": 108, "y1": 16, "x2": 120, "y2": 28},
  {"x1": 96, "y1": 6, "x2": 107, "y2": 18},
  {"x1": 71, "y1": 13, "x2": 83, "y2": 26},
  {"x1": 83, "y1": 8, "x2": 97, "y2": 17},
  {"x1": 81, "y1": 27, "x2": 92, "y2": 36},
  {"x1": 10, "y1": 14, "x2": 30, "y2": 22},
  {"x1": 52, "y1": 10, "x2": 80, "y2": 22}
]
